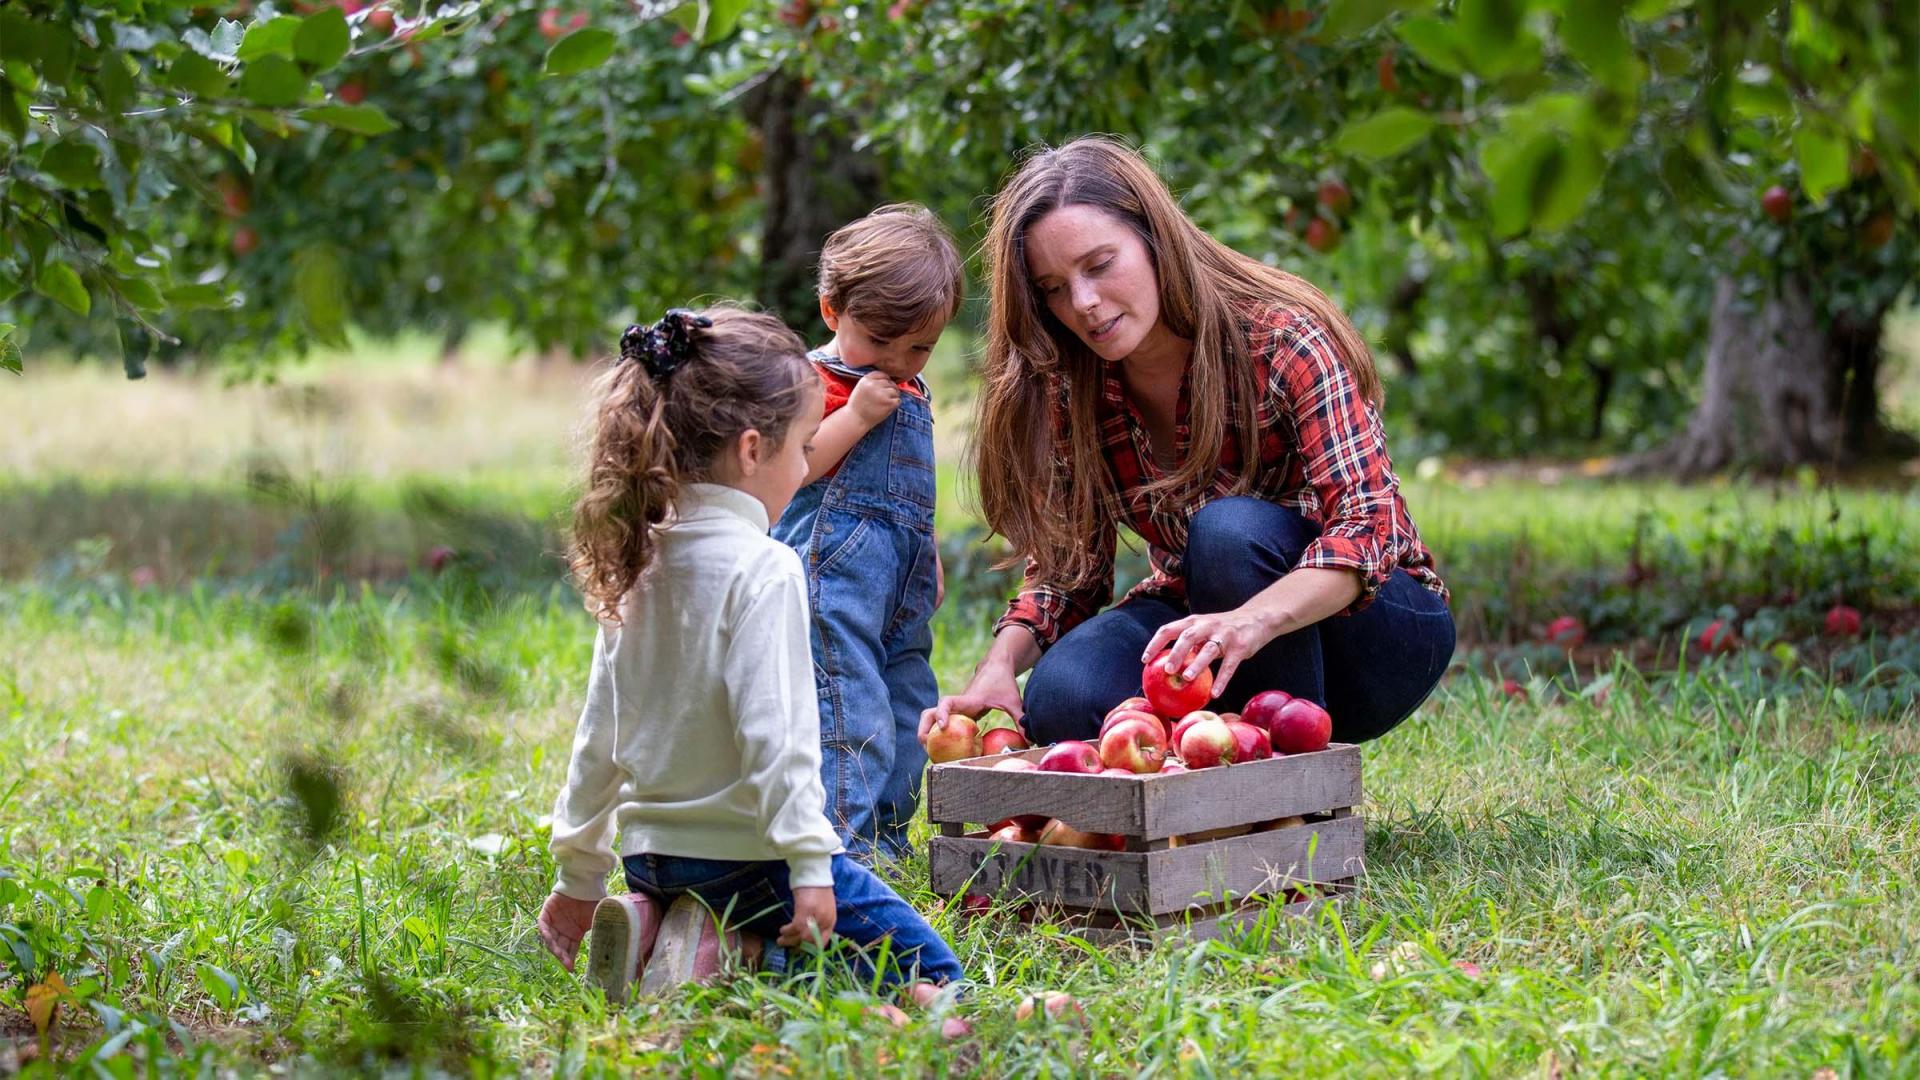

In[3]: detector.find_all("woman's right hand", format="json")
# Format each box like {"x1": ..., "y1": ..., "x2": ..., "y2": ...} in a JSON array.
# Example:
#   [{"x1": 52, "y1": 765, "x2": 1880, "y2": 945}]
[{"x1": 919, "y1": 663, "x2": 1026, "y2": 743}]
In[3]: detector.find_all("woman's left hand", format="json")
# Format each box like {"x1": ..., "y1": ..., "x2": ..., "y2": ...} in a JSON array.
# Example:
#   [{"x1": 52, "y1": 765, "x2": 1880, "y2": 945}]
[{"x1": 1141, "y1": 607, "x2": 1277, "y2": 701}]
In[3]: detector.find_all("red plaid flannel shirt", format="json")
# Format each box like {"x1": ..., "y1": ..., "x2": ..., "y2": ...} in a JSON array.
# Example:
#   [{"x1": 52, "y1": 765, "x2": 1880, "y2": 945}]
[{"x1": 995, "y1": 305, "x2": 1448, "y2": 649}]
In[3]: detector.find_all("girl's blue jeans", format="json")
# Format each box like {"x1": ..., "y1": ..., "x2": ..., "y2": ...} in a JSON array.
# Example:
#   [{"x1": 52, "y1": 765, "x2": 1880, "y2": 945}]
[{"x1": 622, "y1": 852, "x2": 964, "y2": 988}]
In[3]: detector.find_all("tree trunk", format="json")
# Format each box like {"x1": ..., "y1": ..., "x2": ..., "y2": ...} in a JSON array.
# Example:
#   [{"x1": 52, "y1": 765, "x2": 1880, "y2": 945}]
[
  {"x1": 1626, "y1": 275, "x2": 1915, "y2": 475},
  {"x1": 745, "y1": 71, "x2": 882, "y2": 331}
]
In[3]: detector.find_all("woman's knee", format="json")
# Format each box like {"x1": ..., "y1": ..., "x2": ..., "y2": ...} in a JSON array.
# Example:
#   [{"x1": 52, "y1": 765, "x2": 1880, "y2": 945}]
[
  {"x1": 1021, "y1": 659, "x2": 1109, "y2": 744},
  {"x1": 1186, "y1": 498, "x2": 1319, "y2": 607}
]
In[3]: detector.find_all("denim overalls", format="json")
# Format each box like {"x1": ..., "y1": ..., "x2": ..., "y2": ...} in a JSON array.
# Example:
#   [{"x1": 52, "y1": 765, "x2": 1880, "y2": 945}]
[{"x1": 771, "y1": 353, "x2": 939, "y2": 862}]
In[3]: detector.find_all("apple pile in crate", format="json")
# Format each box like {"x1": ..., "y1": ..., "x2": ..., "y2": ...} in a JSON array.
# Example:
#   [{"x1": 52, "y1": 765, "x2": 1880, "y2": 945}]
[{"x1": 919, "y1": 652, "x2": 1360, "y2": 944}]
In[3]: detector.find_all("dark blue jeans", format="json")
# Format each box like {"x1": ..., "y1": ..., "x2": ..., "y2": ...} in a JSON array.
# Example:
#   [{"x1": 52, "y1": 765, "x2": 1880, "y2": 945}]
[
  {"x1": 622, "y1": 852, "x2": 964, "y2": 988},
  {"x1": 1024, "y1": 497, "x2": 1455, "y2": 745}
]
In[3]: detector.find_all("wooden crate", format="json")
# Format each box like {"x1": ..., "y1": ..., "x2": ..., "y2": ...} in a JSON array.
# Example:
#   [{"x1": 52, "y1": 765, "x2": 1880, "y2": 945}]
[{"x1": 926, "y1": 744, "x2": 1363, "y2": 942}]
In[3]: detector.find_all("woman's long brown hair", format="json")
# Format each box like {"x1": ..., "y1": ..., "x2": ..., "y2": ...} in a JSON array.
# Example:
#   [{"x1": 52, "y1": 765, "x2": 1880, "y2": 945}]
[
  {"x1": 569, "y1": 306, "x2": 813, "y2": 624},
  {"x1": 975, "y1": 136, "x2": 1380, "y2": 591}
]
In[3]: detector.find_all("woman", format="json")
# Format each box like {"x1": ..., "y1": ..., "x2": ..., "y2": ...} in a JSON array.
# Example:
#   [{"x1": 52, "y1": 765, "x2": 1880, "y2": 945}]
[{"x1": 921, "y1": 137, "x2": 1454, "y2": 747}]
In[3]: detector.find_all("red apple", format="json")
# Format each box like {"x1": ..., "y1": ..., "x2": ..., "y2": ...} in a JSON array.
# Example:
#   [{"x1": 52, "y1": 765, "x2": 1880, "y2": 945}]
[
  {"x1": 986, "y1": 822, "x2": 1035, "y2": 844},
  {"x1": 365, "y1": 4, "x2": 394, "y2": 32},
  {"x1": 1317, "y1": 178, "x2": 1353, "y2": 215},
  {"x1": 1698, "y1": 619, "x2": 1738, "y2": 654},
  {"x1": 959, "y1": 892, "x2": 993, "y2": 918},
  {"x1": 1226, "y1": 720, "x2": 1271, "y2": 762},
  {"x1": 1267, "y1": 699, "x2": 1332, "y2": 755},
  {"x1": 336, "y1": 80, "x2": 366, "y2": 105},
  {"x1": 216, "y1": 173, "x2": 251, "y2": 217},
  {"x1": 538, "y1": 8, "x2": 588, "y2": 38},
  {"x1": 1500, "y1": 678, "x2": 1527, "y2": 701},
  {"x1": 1169, "y1": 709, "x2": 1219, "y2": 752},
  {"x1": 1761, "y1": 185, "x2": 1792, "y2": 223},
  {"x1": 230, "y1": 226, "x2": 259, "y2": 256},
  {"x1": 1100, "y1": 766, "x2": 1135, "y2": 776},
  {"x1": 990, "y1": 757, "x2": 1037, "y2": 772},
  {"x1": 1545, "y1": 615, "x2": 1586, "y2": 648},
  {"x1": 1824, "y1": 604, "x2": 1862, "y2": 637},
  {"x1": 981, "y1": 726, "x2": 1030, "y2": 755},
  {"x1": 1098, "y1": 716, "x2": 1169, "y2": 774},
  {"x1": 1177, "y1": 717, "x2": 1238, "y2": 769},
  {"x1": 1159, "y1": 760, "x2": 1188, "y2": 775},
  {"x1": 1105, "y1": 696, "x2": 1153, "y2": 720},
  {"x1": 1305, "y1": 217, "x2": 1341, "y2": 253},
  {"x1": 1142, "y1": 649, "x2": 1213, "y2": 717},
  {"x1": 1099, "y1": 707, "x2": 1162, "y2": 742},
  {"x1": 1239, "y1": 690, "x2": 1293, "y2": 737},
  {"x1": 1376, "y1": 50, "x2": 1398, "y2": 93},
  {"x1": 923, "y1": 713, "x2": 980, "y2": 764},
  {"x1": 1038, "y1": 740, "x2": 1102, "y2": 775},
  {"x1": 1037, "y1": 819, "x2": 1125, "y2": 851},
  {"x1": 425, "y1": 544, "x2": 455, "y2": 573}
]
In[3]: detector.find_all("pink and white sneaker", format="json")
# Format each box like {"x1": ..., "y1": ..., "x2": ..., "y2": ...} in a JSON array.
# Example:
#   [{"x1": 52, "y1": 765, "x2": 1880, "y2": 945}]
[
  {"x1": 635, "y1": 895, "x2": 765, "y2": 997},
  {"x1": 584, "y1": 893, "x2": 664, "y2": 1004}
]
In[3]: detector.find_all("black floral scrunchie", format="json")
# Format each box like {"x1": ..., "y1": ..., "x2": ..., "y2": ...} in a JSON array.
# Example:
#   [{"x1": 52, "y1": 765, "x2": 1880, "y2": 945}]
[{"x1": 619, "y1": 308, "x2": 713, "y2": 381}]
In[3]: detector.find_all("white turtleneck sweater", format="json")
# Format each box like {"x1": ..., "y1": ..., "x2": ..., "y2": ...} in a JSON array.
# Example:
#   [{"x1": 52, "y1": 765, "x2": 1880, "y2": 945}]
[{"x1": 549, "y1": 483, "x2": 843, "y2": 898}]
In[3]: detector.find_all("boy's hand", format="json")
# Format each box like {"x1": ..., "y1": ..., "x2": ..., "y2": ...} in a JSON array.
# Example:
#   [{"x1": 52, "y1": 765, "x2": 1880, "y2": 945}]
[
  {"x1": 537, "y1": 891, "x2": 598, "y2": 971},
  {"x1": 780, "y1": 886, "x2": 837, "y2": 947},
  {"x1": 848, "y1": 371, "x2": 902, "y2": 426}
]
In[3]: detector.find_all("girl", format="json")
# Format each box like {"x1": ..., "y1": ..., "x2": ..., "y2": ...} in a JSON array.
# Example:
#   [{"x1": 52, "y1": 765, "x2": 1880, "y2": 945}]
[{"x1": 536, "y1": 307, "x2": 965, "y2": 1016}]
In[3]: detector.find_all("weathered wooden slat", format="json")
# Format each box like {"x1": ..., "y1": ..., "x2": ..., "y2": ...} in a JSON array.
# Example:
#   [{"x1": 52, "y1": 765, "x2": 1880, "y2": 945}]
[
  {"x1": 1056, "y1": 882, "x2": 1356, "y2": 947},
  {"x1": 925, "y1": 749, "x2": 1146, "y2": 835},
  {"x1": 929, "y1": 836, "x2": 1150, "y2": 910},
  {"x1": 1139, "y1": 745, "x2": 1362, "y2": 838},
  {"x1": 925, "y1": 744, "x2": 1362, "y2": 841},
  {"x1": 928, "y1": 816, "x2": 1364, "y2": 915},
  {"x1": 1144, "y1": 815, "x2": 1364, "y2": 912}
]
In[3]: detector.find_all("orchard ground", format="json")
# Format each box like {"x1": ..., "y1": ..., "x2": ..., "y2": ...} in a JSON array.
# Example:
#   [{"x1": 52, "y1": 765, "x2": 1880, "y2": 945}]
[{"x1": 3, "y1": 334, "x2": 1918, "y2": 1075}]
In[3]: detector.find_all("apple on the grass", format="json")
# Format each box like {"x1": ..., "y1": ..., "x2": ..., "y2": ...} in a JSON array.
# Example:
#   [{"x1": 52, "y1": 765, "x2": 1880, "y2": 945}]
[
  {"x1": 923, "y1": 712, "x2": 980, "y2": 763},
  {"x1": 1267, "y1": 698, "x2": 1332, "y2": 755},
  {"x1": 1226, "y1": 720, "x2": 1271, "y2": 762},
  {"x1": 1038, "y1": 740, "x2": 1102, "y2": 775},
  {"x1": 1177, "y1": 716, "x2": 1239, "y2": 769},
  {"x1": 1098, "y1": 716, "x2": 1169, "y2": 774},
  {"x1": 1142, "y1": 649, "x2": 1213, "y2": 717},
  {"x1": 1015, "y1": 990, "x2": 1085, "y2": 1024}
]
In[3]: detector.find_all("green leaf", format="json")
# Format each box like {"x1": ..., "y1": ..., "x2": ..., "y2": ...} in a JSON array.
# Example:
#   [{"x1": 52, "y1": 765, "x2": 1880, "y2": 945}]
[
  {"x1": 543, "y1": 28, "x2": 617, "y2": 77},
  {"x1": 1324, "y1": 0, "x2": 1404, "y2": 38},
  {"x1": 1395, "y1": 17, "x2": 1470, "y2": 76},
  {"x1": 0, "y1": 324, "x2": 20, "y2": 375},
  {"x1": 236, "y1": 15, "x2": 303, "y2": 61},
  {"x1": 1794, "y1": 123, "x2": 1848, "y2": 203},
  {"x1": 1528, "y1": 135, "x2": 1605, "y2": 231},
  {"x1": 293, "y1": 245, "x2": 350, "y2": 346},
  {"x1": 671, "y1": 0, "x2": 751, "y2": 43},
  {"x1": 293, "y1": 7, "x2": 350, "y2": 71},
  {"x1": 195, "y1": 963, "x2": 241, "y2": 1011},
  {"x1": 164, "y1": 282, "x2": 234, "y2": 310},
  {"x1": 35, "y1": 262, "x2": 90, "y2": 316},
  {"x1": 1559, "y1": 1, "x2": 1639, "y2": 96},
  {"x1": 167, "y1": 51, "x2": 231, "y2": 97},
  {"x1": 0, "y1": 88, "x2": 26, "y2": 141},
  {"x1": 1335, "y1": 107, "x2": 1438, "y2": 160},
  {"x1": 113, "y1": 275, "x2": 166, "y2": 311},
  {"x1": 38, "y1": 140, "x2": 103, "y2": 190},
  {"x1": 301, "y1": 103, "x2": 398, "y2": 135},
  {"x1": 238, "y1": 55, "x2": 307, "y2": 107},
  {"x1": 117, "y1": 319, "x2": 152, "y2": 380}
]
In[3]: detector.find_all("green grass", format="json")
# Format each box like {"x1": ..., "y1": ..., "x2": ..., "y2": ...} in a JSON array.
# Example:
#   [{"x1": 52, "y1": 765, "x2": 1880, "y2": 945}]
[{"x1": 4, "y1": 358, "x2": 1918, "y2": 1075}]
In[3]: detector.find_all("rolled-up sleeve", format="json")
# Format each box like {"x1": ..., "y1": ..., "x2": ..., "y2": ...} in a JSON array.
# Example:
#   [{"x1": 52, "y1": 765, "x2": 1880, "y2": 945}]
[
  {"x1": 994, "y1": 514, "x2": 1116, "y2": 650},
  {"x1": 1268, "y1": 312, "x2": 1406, "y2": 613}
]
